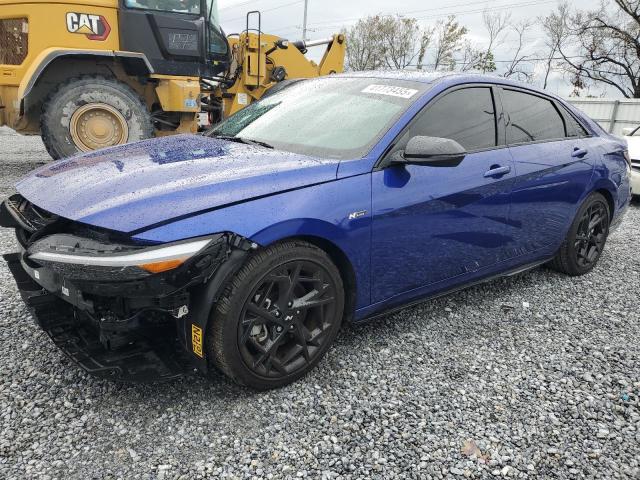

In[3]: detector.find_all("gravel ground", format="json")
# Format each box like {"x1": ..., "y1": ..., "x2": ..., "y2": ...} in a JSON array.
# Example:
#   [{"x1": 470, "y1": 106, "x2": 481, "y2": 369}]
[{"x1": 0, "y1": 128, "x2": 639, "y2": 479}]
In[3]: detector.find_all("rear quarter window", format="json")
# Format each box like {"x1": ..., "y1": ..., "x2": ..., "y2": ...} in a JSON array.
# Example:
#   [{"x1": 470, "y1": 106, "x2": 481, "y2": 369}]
[{"x1": 560, "y1": 105, "x2": 590, "y2": 138}]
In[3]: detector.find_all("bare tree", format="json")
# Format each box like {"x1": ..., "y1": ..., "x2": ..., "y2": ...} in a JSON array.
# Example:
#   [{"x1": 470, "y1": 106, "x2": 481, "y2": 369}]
[
  {"x1": 458, "y1": 11, "x2": 509, "y2": 73},
  {"x1": 433, "y1": 16, "x2": 468, "y2": 70},
  {"x1": 483, "y1": 10, "x2": 511, "y2": 54},
  {"x1": 342, "y1": 16, "x2": 386, "y2": 71},
  {"x1": 545, "y1": 0, "x2": 640, "y2": 98},
  {"x1": 379, "y1": 16, "x2": 431, "y2": 69},
  {"x1": 343, "y1": 15, "x2": 433, "y2": 71},
  {"x1": 416, "y1": 26, "x2": 435, "y2": 70},
  {"x1": 503, "y1": 21, "x2": 534, "y2": 81},
  {"x1": 539, "y1": 2, "x2": 570, "y2": 89},
  {"x1": 460, "y1": 42, "x2": 496, "y2": 72}
]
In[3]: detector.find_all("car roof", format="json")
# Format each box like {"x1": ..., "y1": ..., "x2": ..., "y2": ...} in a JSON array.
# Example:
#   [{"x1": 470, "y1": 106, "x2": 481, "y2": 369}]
[
  {"x1": 335, "y1": 70, "x2": 562, "y2": 100},
  {"x1": 336, "y1": 70, "x2": 463, "y2": 84}
]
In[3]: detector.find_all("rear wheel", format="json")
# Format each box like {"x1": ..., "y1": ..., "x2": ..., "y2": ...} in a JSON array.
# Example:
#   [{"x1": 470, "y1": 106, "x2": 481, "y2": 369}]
[
  {"x1": 549, "y1": 192, "x2": 610, "y2": 276},
  {"x1": 207, "y1": 241, "x2": 344, "y2": 390},
  {"x1": 41, "y1": 76, "x2": 153, "y2": 159}
]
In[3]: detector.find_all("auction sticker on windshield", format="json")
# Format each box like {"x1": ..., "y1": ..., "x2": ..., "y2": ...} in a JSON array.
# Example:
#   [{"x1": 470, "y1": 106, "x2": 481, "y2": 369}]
[{"x1": 361, "y1": 84, "x2": 419, "y2": 99}]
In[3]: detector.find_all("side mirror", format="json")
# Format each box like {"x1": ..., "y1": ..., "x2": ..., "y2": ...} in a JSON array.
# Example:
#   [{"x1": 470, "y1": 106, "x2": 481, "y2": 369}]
[{"x1": 392, "y1": 136, "x2": 467, "y2": 167}]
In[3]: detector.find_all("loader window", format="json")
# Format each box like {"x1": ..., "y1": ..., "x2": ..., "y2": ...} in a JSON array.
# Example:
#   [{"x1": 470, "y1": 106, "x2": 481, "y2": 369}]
[
  {"x1": 206, "y1": 0, "x2": 227, "y2": 55},
  {"x1": 209, "y1": 78, "x2": 429, "y2": 160},
  {"x1": 124, "y1": 0, "x2": 201, "y2": 14}
]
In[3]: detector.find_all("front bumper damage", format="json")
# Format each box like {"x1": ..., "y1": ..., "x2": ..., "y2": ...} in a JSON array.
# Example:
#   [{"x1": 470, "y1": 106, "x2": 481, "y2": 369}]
[{"x1": 1, "y1": 194, "x2": 253, "y2": 382}]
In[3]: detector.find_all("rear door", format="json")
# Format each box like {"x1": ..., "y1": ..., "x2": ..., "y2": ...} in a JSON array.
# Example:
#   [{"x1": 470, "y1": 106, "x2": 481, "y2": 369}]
[
  {"x1": 501, "y1": 88, "x2": 595, "y2": 256},
  {"x1": 370, "y1": 85, "x2": 516, "y2": 303}
]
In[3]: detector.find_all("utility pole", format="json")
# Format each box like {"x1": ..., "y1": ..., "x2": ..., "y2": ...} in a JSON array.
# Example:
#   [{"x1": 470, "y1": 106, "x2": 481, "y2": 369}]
[{"x1": 302, "y1": 0, "x2": 309, "y2": 41}]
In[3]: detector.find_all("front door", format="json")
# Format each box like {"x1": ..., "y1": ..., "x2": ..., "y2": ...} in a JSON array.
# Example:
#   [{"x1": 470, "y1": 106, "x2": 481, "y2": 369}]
[{"x1": 370, "y1": 86, "x2": 516, "y2": 303}]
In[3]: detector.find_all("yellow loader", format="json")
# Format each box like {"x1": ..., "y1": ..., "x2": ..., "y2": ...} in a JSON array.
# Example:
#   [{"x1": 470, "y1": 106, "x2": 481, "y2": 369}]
[{"x1": 0, "y1": 0, "x2": 345, "y2": 158}]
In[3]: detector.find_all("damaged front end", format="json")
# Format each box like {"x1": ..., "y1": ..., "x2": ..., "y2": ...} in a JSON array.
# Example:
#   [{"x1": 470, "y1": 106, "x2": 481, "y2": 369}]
[{"x1": 1, "y1": 194, "x2": 253, "y2": 382}]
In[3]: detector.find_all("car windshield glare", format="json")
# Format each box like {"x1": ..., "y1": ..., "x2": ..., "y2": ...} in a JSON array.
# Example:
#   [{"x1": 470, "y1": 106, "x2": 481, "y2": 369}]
[{"x1": 207, "y1": 77, "x2": 429, "y2": 160}]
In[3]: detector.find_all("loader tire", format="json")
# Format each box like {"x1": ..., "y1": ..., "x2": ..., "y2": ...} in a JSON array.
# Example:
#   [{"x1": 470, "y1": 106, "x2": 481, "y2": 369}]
[{"x1": 41, "y1": 76, "x2": 153, "y2": 159}]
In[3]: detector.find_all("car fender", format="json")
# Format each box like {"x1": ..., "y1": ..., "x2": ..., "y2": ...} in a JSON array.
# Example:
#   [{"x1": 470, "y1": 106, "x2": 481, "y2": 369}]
[
  {"x1": 591, "y1": 140, "x2": 632, "y2": 216},
  {"x1": 134, "y1": 173, "x2": 373, "y2": 310},
  {"x1": 186, "y1": 248, "x2": 250, "y2": 374},
  {"x1": 250, "y1": 217, "x2": 349, "y2": 247},
  {"x1": 590, "y1": 172, "x2": 630, "y2": 218}
]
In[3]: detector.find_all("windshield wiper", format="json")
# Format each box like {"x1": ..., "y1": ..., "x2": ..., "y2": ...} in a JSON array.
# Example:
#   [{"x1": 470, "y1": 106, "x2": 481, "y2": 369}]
[{"x1": 211, "y1": 135, "x2": 274, "y2": 149}]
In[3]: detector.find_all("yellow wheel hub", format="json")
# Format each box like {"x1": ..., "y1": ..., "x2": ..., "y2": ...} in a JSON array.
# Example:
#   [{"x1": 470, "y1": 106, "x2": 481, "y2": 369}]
[{"x1": 70, "y1": 103, "x2": 129, "y2": 152}]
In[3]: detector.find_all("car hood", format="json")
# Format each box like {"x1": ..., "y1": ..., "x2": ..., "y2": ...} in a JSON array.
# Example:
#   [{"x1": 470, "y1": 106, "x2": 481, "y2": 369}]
[{"x1": 16, "y1": 135, "x2": 340, "y2": 233}]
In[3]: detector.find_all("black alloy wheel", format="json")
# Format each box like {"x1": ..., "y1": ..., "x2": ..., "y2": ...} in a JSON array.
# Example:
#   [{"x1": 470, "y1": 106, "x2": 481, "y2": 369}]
[
  {"x1": 238, "y1": 259, "x2": 339, "y2": 378},
  {"x1": 208, "y1": 241, "x2": 344, "y2": 389},
  {"x1": 574, "y1": 201, "x2": 608, "y2": 268},
  {"x1": 549, "y1": 192, "x2": 610, "y2": 276}
]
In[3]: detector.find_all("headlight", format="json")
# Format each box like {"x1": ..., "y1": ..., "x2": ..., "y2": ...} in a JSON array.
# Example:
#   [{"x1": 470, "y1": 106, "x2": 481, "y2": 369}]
[{"x1": 28, "y1": 234, "x2": 215, "y2": 276}]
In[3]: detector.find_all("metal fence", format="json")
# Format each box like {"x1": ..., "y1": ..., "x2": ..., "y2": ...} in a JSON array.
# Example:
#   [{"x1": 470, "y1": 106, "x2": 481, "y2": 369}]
[{"x1": 566, "y1": 98, "x2": 640, "y2": 136}]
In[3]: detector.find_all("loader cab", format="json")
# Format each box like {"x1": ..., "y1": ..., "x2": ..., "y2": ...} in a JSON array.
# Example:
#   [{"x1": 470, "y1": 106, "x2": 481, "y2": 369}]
[{"x1": 118, "y1": 0, "x2": 230, "y2": 78}]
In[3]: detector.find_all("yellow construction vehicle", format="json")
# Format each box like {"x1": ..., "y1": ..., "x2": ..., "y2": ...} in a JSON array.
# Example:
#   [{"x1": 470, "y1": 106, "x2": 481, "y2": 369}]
[{"x1": 0, "y1": 1, "x2": 345, "y2": 158}]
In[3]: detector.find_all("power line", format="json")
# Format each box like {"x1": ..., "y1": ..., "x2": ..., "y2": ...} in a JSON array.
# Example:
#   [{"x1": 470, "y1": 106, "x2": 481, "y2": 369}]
[
  {"x1": 224, "y1": 0, "x2": 304, "y2": 23},
  {"x1": 414, "y1": 0, "x2": 557, "y2": 21},
  {"x1": 404, "y1": 55, "x2": 589, "y2": 69},
  {"x1": 220, "y1": 0, "x2": 268, "y2": 11},
  {"x1": 296, "y1": 0, "x2": 506, "y2": 28},
  {"x1": 270, "y1": 0, "x2": 557, "y2": 33}
]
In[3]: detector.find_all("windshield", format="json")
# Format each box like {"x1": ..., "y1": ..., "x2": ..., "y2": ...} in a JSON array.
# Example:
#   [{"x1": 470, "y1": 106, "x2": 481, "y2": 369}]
[
  {"x1": 124, "y1": 0, "x2": 201, "y2": 14},
  {"x1": 207, "y1": 77, "x2": 429, "y2": 160}
]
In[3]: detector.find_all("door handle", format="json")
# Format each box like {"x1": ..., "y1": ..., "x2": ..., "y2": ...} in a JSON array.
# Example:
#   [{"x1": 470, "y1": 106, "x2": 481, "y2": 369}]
[
  {"x1": 484, "y1": 165, "x2": 511, "y2": 178},
  {"x1": 572, "y1": 147, "x2": 588, "y2": 158}
]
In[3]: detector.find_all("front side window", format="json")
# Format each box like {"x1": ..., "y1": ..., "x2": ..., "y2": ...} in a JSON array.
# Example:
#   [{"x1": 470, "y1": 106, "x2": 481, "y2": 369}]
[
  {"x1": 208, "y1": 78, "x2": 430, "y2": 160},
  {"x1": 124, "y1": 0, "x2": 201, "y2": 14},
  {"x1": 395, "y1": 87, "x2": 498, "y2": 153},
  {"x1": 503, "y1": 89, "x2": 566, "y2": 144}
]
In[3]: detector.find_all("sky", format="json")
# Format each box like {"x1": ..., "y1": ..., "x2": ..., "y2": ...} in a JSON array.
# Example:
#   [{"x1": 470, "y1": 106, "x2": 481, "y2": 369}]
[{"x1": 217, "y1": 0, "x2": 607, "y2": 97}]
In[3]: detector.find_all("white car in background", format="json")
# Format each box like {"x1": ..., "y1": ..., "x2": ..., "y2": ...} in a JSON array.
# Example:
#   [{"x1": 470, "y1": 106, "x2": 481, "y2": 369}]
[{"x1": 623, "y1": 126, "x2": 640, "y2": 196}]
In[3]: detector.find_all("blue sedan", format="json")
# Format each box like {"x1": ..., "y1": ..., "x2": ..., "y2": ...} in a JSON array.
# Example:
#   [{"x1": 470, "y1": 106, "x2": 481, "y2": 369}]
[{"x1": 1, "y1": 72, "x2": 632, "y2": 389}]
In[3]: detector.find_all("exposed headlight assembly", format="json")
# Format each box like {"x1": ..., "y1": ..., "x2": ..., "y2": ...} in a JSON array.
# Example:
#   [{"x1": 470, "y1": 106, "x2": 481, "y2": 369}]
[{"x1": 27, "y1": 234, "x2": 219, "y2": 279}]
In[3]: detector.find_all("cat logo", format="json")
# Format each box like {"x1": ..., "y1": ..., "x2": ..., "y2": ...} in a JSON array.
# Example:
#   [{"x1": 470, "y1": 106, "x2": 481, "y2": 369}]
[{"x1": 66, "y1": 12, "x2": 111, "y2": 41}]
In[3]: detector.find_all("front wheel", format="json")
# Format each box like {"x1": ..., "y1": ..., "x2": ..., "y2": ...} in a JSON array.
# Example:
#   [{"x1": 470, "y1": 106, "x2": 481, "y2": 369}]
[
  {"x1": 207, "y1": 241, "x2": 345, "y2": 390},
  {"x1": 549, "y1": 192, "x2": 611, "y2": 276}
]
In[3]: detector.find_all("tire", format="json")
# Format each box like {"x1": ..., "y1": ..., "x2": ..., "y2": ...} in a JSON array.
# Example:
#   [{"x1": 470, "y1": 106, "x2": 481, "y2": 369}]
[
  {"x1": 207, "y1": 241, "x2": 345, "y2": 390},
  {"x1": 548, "y1": 192, "x2": 611, "y2": 276},
  {"x1": 41, "y1": 76, "x2": 153, "y2": 159}
]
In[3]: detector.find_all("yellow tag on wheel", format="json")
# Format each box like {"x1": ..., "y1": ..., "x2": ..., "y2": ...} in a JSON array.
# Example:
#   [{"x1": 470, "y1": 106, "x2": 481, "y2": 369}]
[{"x1": 191, "y1": 324, "x2": 203, "y2": 358}]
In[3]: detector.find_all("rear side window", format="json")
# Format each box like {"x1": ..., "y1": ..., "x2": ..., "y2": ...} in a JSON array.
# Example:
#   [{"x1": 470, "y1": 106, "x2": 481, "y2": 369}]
[
  {"x1": 503, "y1": 89, "x2": 566, "y2": 144},
  {"x1": 402, "y1": 87, "x2": 498, "y2": 151}
]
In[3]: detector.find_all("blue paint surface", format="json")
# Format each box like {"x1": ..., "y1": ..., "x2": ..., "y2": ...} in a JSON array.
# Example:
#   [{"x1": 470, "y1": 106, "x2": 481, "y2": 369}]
[{"x1": 15, "y1": 72, "x2": 631, "y2": 320}]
